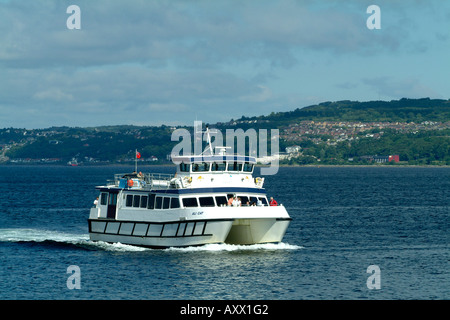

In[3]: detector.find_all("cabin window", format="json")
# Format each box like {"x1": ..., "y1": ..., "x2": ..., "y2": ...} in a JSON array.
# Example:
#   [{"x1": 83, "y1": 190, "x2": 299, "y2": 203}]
[
  {"x1": 100, "y1": 192, "x2": 108, "y2": 205},
  {"x1": 126, "y1": 194, "x2": 133, "y2": 207},
  {"x1": 170, "y1": 198, "x2": 180, "y2": 209},
  {"x1": 239, "y1": 196, "x2": 249, "y2": 205},
  {"x1": 182, "y1": 197, "x2": 198, "y2": 207},
  {"x1": 155, "y1": 196, "x2": 163, "y2": 209},
  {"x1": 133, "y1": 195, "x2": 140, "y2": 207},
  {"x1": 199, "y1": 197, "x2": 215, "y2": 207},
  {"x1": 140, "y1": 195, "x2": 148, "y2": 208},
  {"x1": 243, "y1": 162, "x2": 254, "y2": 172},
  {"x1": 147, "y1": 194, "x2": 155, "y2": 209},
  {"x1": 250, "y1": 196, "x2": 258, "y2": 205},
  {"x1": 228, "y1": 162, "x2": 242, "y2": 171},
  {"x1": 163, "y1": 197, "x2": 170, "y2": 209},
  {"x1": 192, "y1": 162, "x2": 210, "y2": 172},
  {"x1": 215, "y1": 196, "x2": 228, "y2": 206},
  {"x1": 211, "y1": 162, "x2": 226, "y2": 171},
  {"x1": 259, "y1": 197, "x2": 268, "y2": 206},
  {"x1": 180, "y1": 163, "x2": 190, "y2": 172}
]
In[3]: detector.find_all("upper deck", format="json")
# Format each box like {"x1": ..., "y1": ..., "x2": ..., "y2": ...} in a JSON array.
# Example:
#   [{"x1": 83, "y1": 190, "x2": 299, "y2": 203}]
[
  {"x1": 100, "y1": 154, "x2": 264, "y2": 192},
  {"x1": 172, "y1": 154, "x2": 256, "y2": 175}
]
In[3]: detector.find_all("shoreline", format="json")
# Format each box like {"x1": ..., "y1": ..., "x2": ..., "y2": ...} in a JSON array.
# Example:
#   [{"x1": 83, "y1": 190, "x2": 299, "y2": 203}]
[
  {"x1": 277, "y1": 162, "x2": 450, "y2": 168},
  {"x1": 1, "y1": 163, "x2": 449, "y2": 168}
]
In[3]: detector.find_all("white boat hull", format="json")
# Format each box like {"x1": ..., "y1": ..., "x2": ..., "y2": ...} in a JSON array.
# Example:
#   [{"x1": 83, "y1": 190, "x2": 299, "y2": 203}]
[{"x1": 88, "y1": 206, "x2": 291, "y2": 248}]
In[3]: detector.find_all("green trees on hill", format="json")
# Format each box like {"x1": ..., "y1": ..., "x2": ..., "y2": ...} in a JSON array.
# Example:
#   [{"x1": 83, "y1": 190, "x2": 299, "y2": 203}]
[
  {"x1": 287, "y1": 129, "x2": 450, "y2": 165},
  {"x1": 238, "y1": 98, "x2": 450, "y2": 124},
  {"x1": 2, "y1": 98, "x2": 449, "y2": 165}
]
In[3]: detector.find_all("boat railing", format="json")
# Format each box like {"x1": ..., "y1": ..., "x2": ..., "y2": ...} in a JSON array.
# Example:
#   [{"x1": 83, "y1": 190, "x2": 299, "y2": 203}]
[{"x1": 111, "y1": 173, "x2": 175, "y2": 190}]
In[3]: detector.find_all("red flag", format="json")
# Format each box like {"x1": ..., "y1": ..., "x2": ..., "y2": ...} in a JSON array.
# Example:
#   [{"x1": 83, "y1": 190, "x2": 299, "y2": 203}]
[{"x1": 136, "y1": 151, "x2": 141, "y2": 159}]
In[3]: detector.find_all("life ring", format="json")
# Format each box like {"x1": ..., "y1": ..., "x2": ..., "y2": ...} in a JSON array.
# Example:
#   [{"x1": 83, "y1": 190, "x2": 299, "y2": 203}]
[{"x1": 127, "y1": 179, "x2": 134, "y2": 187}]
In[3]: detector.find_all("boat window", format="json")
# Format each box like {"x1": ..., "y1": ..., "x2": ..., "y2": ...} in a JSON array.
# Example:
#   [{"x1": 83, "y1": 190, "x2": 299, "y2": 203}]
[
  {"x1": 182, "y1": 197, "x2": 198, "y2": 207},
  {"x1": 163, "y1": 197, "x2": 170, "y2": 209},
  {"x1": 259, "y1": 197, "x2": 268, "y2": 206},
  {"x1": 192, "y1": 162, "x2": 210, "y2": 172},
  {"x1": 215, "y1": 196, "x2": 228, "y2": 206},
  {"x1": 250, "y1": 196, "x2": 258, "y2": 205},
  {"x1": 227, "y1": 162, "x2": 243, "y2": 172},
  {"x1": 180, "y1": 163, "x2": 190, "y2": 172},
  {"x1": 126, "y1": 194, "x2": 133, "y2": 207},
  {"x1": 170, "y1": 198, "x2": 180, "y2": 209},
  {"x1": 133, "y1": 195, "x2": 140, "y2": 208},
  {"x1": 239, "y1": 196, "x2": 249, "y2": 205},
  {"x1": 147, "y1": 194, "x2": 155, "y2": 209},
  {"x1": 155, "y1": 196, "x2": 163, "y2": 209},
  {"x1": 199, "y1": 197, "x2": 215, "y2": 207},
  {"x1": 243, "y1": 162, "x2": 254, "y2": 172},
  {"x1": 140, "y1": 195, "x2": 148, "y2": 208},
  {"x1": 100, "y1": 192, "x2": 108, "y2": 205},
  {"x1": 211, "y1": 162, "x2": 226, "y2": 171}
]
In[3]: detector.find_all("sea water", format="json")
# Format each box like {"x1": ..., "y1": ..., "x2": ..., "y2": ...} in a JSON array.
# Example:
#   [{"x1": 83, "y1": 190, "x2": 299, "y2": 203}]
[{"x1": 0, "y1": 166, "x2": 448, "y2": 299}]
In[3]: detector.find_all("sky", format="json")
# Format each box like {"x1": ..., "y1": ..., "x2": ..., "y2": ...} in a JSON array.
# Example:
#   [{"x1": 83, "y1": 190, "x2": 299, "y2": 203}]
[{"x1": 0, "y1": 0, "x2": 449, "y2": 129}]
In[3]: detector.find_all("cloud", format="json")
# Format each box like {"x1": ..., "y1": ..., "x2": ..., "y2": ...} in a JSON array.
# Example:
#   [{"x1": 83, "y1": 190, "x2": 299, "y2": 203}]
[
  {"x1": 33, "y1": 88, "x2": 74, "y2": 101},
  {"x1": 0, "y1": 0, "x2": 448, "y2": 128},
  {"x1": 0, "y1": 0, "x2": 426, "y2": 70},
  {"x1": 362, "y1": 76, "x2": 443, "y2": 99},
  {"x1": 0, "y1": 64, "x2": 270, "y2": 127}
]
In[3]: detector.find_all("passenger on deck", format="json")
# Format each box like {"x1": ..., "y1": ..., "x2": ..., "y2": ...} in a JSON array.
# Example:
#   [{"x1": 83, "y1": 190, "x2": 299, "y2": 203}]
[{"x1": 269, "y1": 197, "x2": 278, "y2": 206}]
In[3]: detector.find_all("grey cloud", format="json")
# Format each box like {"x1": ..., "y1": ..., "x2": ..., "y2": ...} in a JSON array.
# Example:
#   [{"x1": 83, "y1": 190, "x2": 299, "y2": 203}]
[
  {"x1": 0, "y1": 64, "x2": 269, "y2": 127},
  {"x1": 1, "y1": 0, "x2": 447, "y2": 128},
  {"x1": 362, "y1": 77, "x2": 443, "y2": 99},
  {"x1": 0, "y1": 0, "x2": 425, "y2": 70}
]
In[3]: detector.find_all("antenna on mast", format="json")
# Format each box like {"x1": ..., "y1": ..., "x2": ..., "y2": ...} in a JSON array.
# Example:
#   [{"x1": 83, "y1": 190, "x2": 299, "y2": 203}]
[{"x1": 201, "y1": 125, "x2": 214, "y2": 155}]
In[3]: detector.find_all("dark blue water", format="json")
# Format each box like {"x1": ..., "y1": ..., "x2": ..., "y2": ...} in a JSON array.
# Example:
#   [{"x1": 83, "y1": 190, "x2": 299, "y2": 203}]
[{"x1": 0, "y1": 166, "x2": 448, "y2": 300}]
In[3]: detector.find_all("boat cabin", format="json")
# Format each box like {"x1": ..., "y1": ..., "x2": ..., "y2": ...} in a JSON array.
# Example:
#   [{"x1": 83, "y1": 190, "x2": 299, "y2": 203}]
[{"x1": 173, "y1": 155, "x2": 256, "y2": 175}]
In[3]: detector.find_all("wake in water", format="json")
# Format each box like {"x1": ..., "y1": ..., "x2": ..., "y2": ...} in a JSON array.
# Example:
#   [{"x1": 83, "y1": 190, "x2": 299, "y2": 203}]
[
  {"x1": 167, "y1": 242, "x2": 302, "y2": 252},
  {"x1": 0, "y1": 228, "x2": 88, "y2": 244},
  {"x1": 0, "y1": 228, "x2": 302, "y2": 252},
  {"x1": 0, "y1": 228, "x2": 145, "y2": 252}
]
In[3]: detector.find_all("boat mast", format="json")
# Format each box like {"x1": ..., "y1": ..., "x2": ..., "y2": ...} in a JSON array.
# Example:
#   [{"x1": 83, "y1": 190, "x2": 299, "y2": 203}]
[
  {"x1": 201, "y1": 126, "x2": 214, "y2": 156},
  {"x1": 135, "y1": 149, "x2": 138, "y2": 172}
]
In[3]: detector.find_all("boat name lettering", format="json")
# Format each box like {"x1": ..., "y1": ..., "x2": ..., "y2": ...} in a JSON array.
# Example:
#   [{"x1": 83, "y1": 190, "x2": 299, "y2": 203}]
[{"x1": 192, "y1": 211, "x2": 204, "y2": 216}]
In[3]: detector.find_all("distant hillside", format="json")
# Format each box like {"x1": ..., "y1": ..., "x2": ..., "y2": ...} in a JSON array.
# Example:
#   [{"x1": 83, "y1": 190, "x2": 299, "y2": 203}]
[
  {"x1": 231, "y1": 98, "x2": 450, "y2": 126},
  {"x1": 1, "y1": 125, "x2": 176, "y2": 165},
  {"x1": 1, "y1": 98, "x2": 449, "y2": 165}
]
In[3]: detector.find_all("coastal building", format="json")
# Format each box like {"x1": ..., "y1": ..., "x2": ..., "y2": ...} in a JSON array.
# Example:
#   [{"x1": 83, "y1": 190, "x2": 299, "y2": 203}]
[{"x1": 361, "y1": 155, "x2": 400, "y2": 163}]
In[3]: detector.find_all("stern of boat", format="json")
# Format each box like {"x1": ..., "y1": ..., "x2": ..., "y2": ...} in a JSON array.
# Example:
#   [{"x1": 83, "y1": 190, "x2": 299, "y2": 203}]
[{"x1": 224, "y1": 217, "x2": 291, "y2": 245}]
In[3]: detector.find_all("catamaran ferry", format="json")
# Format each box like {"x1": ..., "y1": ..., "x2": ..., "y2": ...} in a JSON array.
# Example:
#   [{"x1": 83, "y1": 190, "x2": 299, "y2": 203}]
[{"x1": 88, "y1": 132, "x2": 291, "y2": 248}]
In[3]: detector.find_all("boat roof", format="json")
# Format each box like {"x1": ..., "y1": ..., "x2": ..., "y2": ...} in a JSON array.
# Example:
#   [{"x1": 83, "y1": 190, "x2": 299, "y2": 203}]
[{"x1": 172, "y1": 155, "x2": 257, "y2": 164}]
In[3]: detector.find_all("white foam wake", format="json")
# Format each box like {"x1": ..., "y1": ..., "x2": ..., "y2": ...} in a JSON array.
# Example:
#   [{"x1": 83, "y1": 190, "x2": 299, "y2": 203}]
[
  {"x1": 167, "y1": 242, "x2": 303, "y2": 252},
  {"x1": 0, "y1": 228, "x2": 147, "y2": 252},
  {"x1": 0, "y1": 228, "x2": 88, "y2": 243},
  {"x1": 0, "y1": 228, "x2": 302, "y2": 252}
]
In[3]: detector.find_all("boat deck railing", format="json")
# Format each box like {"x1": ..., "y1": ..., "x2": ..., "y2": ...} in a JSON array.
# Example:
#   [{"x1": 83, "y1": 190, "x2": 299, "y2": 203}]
[{"x1": 109, "y1": 172, "x2": 176, "y2": 190}]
